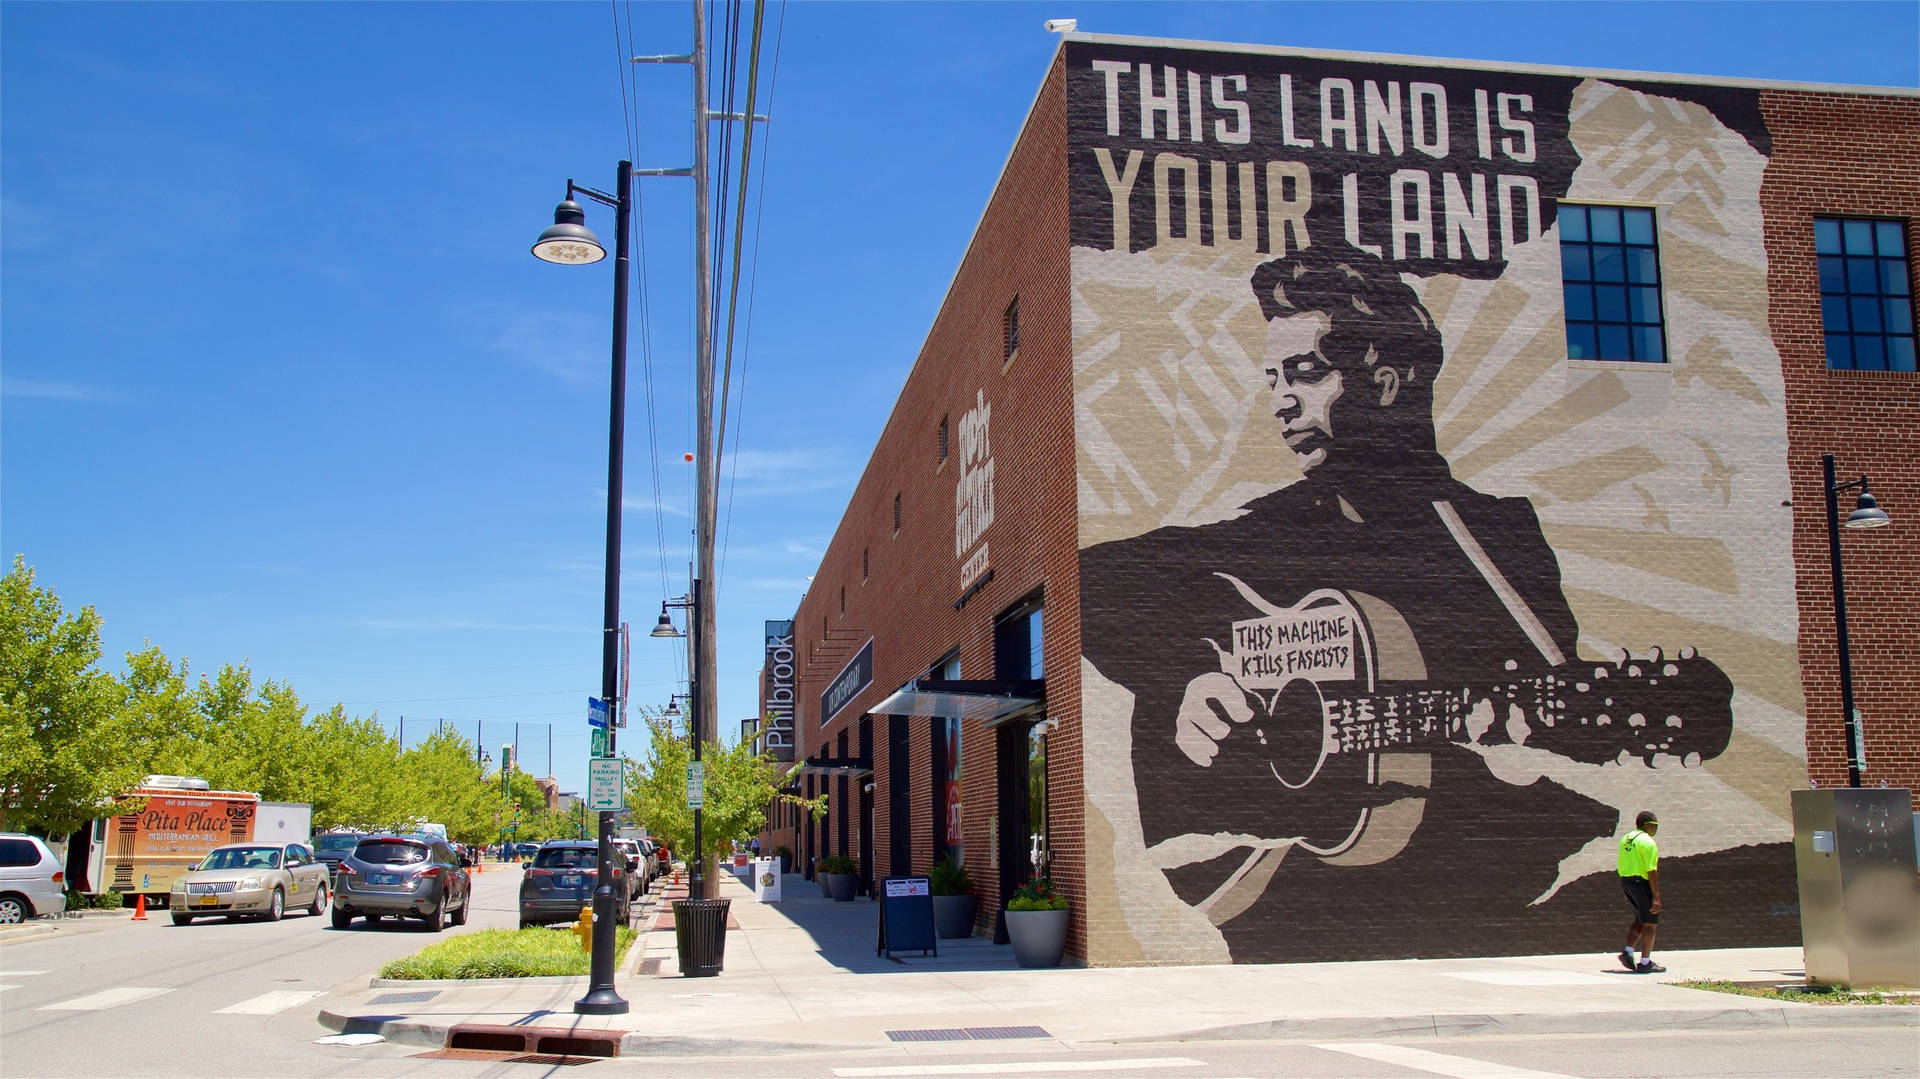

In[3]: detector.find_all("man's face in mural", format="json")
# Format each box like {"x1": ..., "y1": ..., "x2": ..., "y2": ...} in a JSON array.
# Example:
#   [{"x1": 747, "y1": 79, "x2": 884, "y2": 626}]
[
  {"x1": 1264, "y1": 312, "x2": 1341, "y2": 471},
  {"x1": 1263, "y1": 305, "x2": 1425, "y2": 477}
]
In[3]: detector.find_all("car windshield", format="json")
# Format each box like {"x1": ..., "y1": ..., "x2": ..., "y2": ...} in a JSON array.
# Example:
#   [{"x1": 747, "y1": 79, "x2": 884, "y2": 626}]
[
  {"x1": 199, "y1": 847, "x2": 281, "y2": 871},
  {"x1": 355, "y1": 840, "x2": 428, "y2": 865},
  {"x1": 533, "y1": 847, "x2": 597, "y2": 870},
  {"x1": 315, "y1": 834, "x2": 360, "y2": 851}
]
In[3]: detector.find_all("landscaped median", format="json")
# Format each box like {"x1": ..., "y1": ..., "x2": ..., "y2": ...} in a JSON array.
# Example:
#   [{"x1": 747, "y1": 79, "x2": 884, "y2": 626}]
[
  {"x1": 1679, "y1": 979, "x2": 1918, "y2": 1006},
  {"x1": 378, "y1": 926, "x2": 638, "y2": 980}
]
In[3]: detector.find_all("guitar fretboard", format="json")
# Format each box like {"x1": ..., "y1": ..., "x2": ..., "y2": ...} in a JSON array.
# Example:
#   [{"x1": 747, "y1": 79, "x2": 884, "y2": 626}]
[{"x1": 1325, "y1": 678, "x2": 1556, "y2": 755}]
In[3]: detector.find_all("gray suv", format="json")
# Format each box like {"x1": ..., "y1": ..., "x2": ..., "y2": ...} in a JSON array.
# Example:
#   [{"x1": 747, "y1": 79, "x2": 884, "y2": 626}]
[
  {"x1": 331, "y1": 833, "x2": 471, "y2": 931},
  {"x1": 518, "y1": 841, "x2": 631, "y2": 928}
]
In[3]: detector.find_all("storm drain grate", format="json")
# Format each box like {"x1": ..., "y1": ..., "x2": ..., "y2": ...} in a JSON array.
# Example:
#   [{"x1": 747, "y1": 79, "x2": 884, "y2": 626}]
[
  {"x1": 413, "y1": 1049, "x2": 597, "y2": 1066},
  {"x1": 366, "y1": 991, "x2": 440, "y2": 1006},
  {"x1": 964, "y1": 1026, "x2": 1051, "y2": 1040},
  {"x1": 885, "y1": 1026, "x2": 1051, "y2": 1042}
]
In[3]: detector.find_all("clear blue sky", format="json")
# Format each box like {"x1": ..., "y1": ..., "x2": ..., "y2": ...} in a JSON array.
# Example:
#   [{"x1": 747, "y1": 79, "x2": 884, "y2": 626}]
[{"x1": 5, "y1": 1, "x2": 1915, "y2": 796}]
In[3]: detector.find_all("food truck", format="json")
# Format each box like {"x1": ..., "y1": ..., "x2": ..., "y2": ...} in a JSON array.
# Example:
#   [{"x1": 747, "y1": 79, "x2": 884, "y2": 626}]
[{"x1": 65, "y1": 776, "x2": 265, "y2": 906}]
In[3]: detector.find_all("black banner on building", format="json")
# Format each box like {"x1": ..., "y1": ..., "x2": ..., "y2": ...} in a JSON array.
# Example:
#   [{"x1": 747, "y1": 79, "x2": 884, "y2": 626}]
[{"x1": 821, "y1": 639, "x2": 874, "y2": 727}]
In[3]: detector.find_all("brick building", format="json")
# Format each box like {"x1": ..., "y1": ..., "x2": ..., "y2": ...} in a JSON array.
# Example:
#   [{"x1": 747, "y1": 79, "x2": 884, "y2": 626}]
[{"x1": 760, "y1": 33, "x2": 1918, "y2": 966}]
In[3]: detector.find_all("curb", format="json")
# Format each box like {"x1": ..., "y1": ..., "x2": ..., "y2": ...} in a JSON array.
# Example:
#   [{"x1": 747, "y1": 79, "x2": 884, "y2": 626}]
[
  {"x1": 0, "y1": 924, "x2": 59, "y2": 943},
  {"x1": 1123, "y1": 1003, "x2": 1920, "y2": 1044},
  {"x1": 317, "y1": 997, "x2": 1919, "y2": 1056}
]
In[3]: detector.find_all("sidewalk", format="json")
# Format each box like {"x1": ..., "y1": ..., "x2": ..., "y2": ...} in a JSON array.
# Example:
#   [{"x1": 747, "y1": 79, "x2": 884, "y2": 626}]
[{"x1": 315, "y1": 868, "x2": 1916, "y2": 1056}]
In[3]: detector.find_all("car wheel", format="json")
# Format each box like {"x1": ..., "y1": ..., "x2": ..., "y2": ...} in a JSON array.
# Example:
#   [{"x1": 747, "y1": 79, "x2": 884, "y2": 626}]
[
  {"x1": 449, "y1": 892, "x2": 468, "y2": 927},
  {"x1": 308, "y1": 883, "x2": 329, "y2": 917},
  {"x1": 331, "y1": 905, "x2": 353, "y2": 930},
  {"x1": 0, "y1": 895, "x2": 27, "y2": 924},
  {"x1": 170, "y1": 912, "x2": 193, "y2": 927},
  {"x1": 265, "y1": 887, "x2": 285, "y2": 922},
  {"x1": 421, "y1": 893, "x2": 445, "y2": 932}
]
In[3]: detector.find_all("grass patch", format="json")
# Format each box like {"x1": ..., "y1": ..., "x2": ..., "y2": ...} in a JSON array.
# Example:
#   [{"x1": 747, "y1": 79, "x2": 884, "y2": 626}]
[
  {"x1": 1679, "y1": 979, "x2": 1919, "y2": 1006},
  {"x1": 378, "y1": 926, "x2": 638, "y2": 980}
]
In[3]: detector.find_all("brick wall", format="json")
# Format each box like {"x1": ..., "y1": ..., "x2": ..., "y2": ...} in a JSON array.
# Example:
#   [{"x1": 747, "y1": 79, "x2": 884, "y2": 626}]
[
  {"x1": 786, "y1": 53, "x2": 1086, "y2": 951},
  {"x1": 1761, "y1": 87, "x2": 1920, "y2": 808}
]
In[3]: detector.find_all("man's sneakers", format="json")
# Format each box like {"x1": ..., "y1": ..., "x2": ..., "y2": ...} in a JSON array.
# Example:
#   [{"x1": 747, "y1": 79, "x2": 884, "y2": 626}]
[
  {"x1": 1618, "y1": 949, "x2": 1637, "y2": 971},
  {"x1": 1636, "y1": 960, "x2": 1667, "y2": 974}
]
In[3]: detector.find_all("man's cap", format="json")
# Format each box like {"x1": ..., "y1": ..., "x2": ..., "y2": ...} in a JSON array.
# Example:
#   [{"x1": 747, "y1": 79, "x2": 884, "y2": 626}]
[{"x1": 1635, "y1": 810, "x2": 1659, "y2": 828}]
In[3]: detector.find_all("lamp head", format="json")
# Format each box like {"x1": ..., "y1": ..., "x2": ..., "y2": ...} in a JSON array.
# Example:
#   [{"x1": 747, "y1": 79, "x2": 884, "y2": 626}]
[
  {"x1": 1044, "y1": 17, "x2": 1077, "y2": 32},
  {"x1": 532, "y1": 199, "x2": 606, "y2": 264},
  {"x1": 650, "y1": 609, "x2": 683, "y2": 638},
  {"x1": 1845, "y1": 489, "x2": 1891, "y2": 529}
]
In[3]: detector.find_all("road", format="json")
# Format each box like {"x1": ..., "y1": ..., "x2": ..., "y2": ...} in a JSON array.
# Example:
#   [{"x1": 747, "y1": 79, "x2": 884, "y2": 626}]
[{"x1": 2, "y1": 868, "x2": 1912, "y2": 1078}]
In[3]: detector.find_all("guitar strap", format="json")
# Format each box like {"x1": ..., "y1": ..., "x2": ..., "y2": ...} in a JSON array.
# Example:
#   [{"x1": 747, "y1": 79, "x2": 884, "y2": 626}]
[{"x1": 1431, "y1": 500, "x2": 1566, "y2": 666}]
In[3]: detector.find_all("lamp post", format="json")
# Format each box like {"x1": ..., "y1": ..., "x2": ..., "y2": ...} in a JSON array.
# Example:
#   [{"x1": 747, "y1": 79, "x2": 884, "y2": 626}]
[
  {"x1": 531, "y1": 161, "x2": 631, "y2": 1016},
  {"x1": 652, "y1": 589, "x2": 703, "y2": 898},
  {"x1": 1821, "y1": 453, "x2": 1892, "y2": 789}
]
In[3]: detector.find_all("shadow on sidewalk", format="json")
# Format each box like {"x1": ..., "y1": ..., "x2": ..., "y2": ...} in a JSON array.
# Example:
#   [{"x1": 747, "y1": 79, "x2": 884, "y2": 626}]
[{"x1": 725, "y1": 871, "x2": 1022, "y2": 974}]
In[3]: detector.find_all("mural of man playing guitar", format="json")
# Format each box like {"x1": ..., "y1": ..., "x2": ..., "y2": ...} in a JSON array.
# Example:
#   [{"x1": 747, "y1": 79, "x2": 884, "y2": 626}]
[{"x1": 1079, "y1": 241, "x2": 1739, "y2": 962}]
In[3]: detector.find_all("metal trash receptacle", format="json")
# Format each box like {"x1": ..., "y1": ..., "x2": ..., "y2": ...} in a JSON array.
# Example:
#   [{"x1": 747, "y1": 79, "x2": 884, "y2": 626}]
[{"x1": 672, "y1": 898, "x2": 730, "y2": 977}]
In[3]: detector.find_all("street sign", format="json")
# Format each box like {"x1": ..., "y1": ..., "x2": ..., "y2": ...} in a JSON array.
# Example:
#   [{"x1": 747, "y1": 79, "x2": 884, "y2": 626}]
[
  {"x1": 587, "y1": 758, "x2": 625, "y2": 811},
  {"x1": 590, "y1": 727, "x2": 609, "y2": 759},
  {"x1": 587, "y1": 697, "x2": 609, "y2": 729},
  {"x1": 686, "y1": 761, "x2": 705, "y2": 809}
]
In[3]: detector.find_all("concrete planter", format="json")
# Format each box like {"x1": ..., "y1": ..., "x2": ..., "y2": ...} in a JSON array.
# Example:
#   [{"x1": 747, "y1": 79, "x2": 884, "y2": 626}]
[
  {"x1": 1004, "y1": 907, "x2": 1068, "y2": 967},
  {"x1": 932, "y1": 893, "x2": 977, "y2": 938},
  {"x1": 826, "y1": 873, "x2": 858, "y2": 902}
]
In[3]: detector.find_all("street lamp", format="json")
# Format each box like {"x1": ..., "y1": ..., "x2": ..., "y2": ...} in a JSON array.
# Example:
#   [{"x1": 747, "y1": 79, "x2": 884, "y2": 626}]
[
  {"x1": 653, "y1": 589, "x2": 705, "y2": 900},
  {"x1": 1821, "y1": 453, "x2": 1892, "y2": 789},
  {"x1": 532, "y1": 161, "x2": 632, "y2": 1017}
]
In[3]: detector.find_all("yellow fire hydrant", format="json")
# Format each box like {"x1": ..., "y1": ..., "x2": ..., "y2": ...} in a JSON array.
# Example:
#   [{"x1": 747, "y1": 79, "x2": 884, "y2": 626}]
[{"x1": 571, "y1": 905, "x2": 594, "y2": 952}]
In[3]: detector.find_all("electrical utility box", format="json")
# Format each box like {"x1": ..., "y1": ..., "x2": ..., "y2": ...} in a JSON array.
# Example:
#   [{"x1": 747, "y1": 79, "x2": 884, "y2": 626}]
[{"x1": 1790, "y1": 787, "x2": 1920, "y2": 988}]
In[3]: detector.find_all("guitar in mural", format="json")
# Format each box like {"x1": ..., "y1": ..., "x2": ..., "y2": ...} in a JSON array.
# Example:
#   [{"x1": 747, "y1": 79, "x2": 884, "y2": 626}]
[{"x1": 1182, "y1": 581, "x2": 1734, "y2": 860}]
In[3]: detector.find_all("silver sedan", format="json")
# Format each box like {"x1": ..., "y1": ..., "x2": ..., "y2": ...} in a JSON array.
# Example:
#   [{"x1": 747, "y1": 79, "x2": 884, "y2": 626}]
[{"x1": 167, "y1": 842, "x2": 330, "y2": 925}]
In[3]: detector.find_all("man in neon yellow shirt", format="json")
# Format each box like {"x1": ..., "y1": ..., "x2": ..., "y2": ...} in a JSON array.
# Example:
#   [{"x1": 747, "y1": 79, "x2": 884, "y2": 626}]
[{"x1": 1617, "y1": 811, "x2": 1662, "y2": 973}]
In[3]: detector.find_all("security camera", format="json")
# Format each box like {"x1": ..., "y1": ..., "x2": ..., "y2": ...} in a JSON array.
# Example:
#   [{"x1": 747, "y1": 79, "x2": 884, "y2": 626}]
[{"x1": 1044, "y1": 18, "x2": 1077, "y2": 33}]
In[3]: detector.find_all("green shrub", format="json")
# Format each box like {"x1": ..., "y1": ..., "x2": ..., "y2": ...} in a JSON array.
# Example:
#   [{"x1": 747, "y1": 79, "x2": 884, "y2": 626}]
[
  {"x1": 65, "y1": 889, "x2": 87, "y2": 912},
  {"x1": 93, "y1": 890, "x2": 125, "y2": 910},
  {"x1": 378, "y1": 926, "x2": 638, "y2": 980},
  {"x1": 928, "y1": 855, "x2": 974, "y2": 896},
  {"x1": 1006, "y1": 875, "x2": 1067, "y2": 911}
]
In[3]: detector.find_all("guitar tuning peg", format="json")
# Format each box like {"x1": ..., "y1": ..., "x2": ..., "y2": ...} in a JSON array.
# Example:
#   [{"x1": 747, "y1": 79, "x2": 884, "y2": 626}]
[{"x1": 1647, "y1": 646, "x2": 1664, "y2": 664}]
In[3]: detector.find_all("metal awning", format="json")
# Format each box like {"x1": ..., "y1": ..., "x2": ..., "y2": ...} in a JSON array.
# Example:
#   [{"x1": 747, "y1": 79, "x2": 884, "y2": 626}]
[
  {"x1": 870, "y1": 678, "x2": 1045, "y2": 726},
  {"x1": 802, "y1": 753, "x2": 872, "y2": 777}
]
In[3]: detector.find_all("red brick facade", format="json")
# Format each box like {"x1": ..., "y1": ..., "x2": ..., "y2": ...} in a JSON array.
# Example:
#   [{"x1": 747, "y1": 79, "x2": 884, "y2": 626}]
[
  {"x1": 768, "y1": 40, "x2": 1918, "y2": 966},
  {"x1": 1763, "y1": 88, "x2": 1920, "y2": 807}
]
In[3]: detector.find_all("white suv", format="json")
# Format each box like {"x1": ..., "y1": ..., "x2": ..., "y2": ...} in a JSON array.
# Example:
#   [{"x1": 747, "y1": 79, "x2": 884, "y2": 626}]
[
  {"x1": 611, "y1": 839, "x2": 647, "y2": 898},
  {"x1": 0, "y1": 833, "x2": 66, "y2": 923}
]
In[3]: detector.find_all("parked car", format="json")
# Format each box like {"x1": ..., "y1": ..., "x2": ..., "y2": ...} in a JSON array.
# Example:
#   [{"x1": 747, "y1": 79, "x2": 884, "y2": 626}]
[
  {"x1": 0, "y1": 833, "x2": 66, "y2": 924},
  {"x1": 518, "y1": 840, "x2": 630, "y2": 929},
  {"x1": 332, "y1": 833, "x2": 471, "y2": 931},
  {"x1": 167, "y1": 842, "x2": 330, "y2": 925},
  {"x1": 312, "y1": 832, "x2": 363, "y2": 881},
  {"x1": 610, "y1": 838, "x2": 647, "y2": 898}
]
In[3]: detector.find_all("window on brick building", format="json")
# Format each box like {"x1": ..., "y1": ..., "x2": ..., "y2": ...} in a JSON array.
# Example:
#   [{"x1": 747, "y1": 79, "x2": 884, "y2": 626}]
[
  {"x1": 1558, "y1": 204, "x2": 1667, "y2": 363},
  {"x1": 839, "y1": 586, "x2": 845, "y2": 614},
  {"x1": 1817, "y1": 217, "x2": 1916, "y2": 372},
  {"x1": 1003, "y1": 296, "x2": 1021, "y2": 363},
  {"x1": 938, "y1": 415, "x2": 949, "y2": 465},
  {"x1": 862, "y1": 547, "x2": 869, "y2": 582},
  {"x1": 893, "y1": 493, "x2": 902, "y2": 534}
]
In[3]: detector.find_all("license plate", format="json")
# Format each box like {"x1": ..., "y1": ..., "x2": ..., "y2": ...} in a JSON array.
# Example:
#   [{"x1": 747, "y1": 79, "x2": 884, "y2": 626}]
[
  {"x1": 197, "y1": 894, "x2": 219, "y2": 907},
  {"x1": 561, "y1": 874, "x2": 581, "y2": 887},
  {"x1": 369, "y1": 873, "x2": 397, "y2": 886}
]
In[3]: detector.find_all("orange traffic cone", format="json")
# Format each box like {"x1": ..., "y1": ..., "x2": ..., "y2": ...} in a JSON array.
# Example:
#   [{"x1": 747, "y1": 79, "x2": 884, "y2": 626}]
[{"x1": 131, "y1": 895, "x2": 148, "y2": 921}]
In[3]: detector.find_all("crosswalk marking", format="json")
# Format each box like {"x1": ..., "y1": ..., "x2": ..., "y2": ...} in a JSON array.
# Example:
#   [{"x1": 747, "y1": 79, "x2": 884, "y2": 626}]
[
  {"x1": 833, "y1": 1060, "x2": 1205, "y2": 1077},
  {"x1": 39, "y1": 987, "x2": 174, "y2": 1011},
  {"x1": 1315, "y1": 1042, "x2": 1579, "y2": 1079},
  {"x1": 215, "y1": 990, "x2": 324, "y2": 1015}
]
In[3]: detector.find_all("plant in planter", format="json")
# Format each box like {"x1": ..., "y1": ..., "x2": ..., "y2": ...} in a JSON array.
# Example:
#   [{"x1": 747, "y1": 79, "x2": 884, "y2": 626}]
[
  {"x1": 1003, "y1": 875, "x2": 1069, "y2": 968},
  {"x1": 819, "y1": 854, "x2": 859, "y2": 902},
  {"x1": 774, "y1": 845, "x2": 792, "y2": 875},
  {"x1": 928, "y1": 856, "x2": 977, "y2": 938}
]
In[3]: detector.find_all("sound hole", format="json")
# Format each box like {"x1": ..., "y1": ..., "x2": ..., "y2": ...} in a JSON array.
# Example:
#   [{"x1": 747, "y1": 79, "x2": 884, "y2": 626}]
[{"x1": 1262, "y1": 678, "x2": 1330, "y2": 789}]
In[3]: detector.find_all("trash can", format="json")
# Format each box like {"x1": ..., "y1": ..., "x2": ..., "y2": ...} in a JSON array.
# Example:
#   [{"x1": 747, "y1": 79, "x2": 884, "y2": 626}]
[{"x1": 672, "y1": 898, "x2": 730, "y2": 977}]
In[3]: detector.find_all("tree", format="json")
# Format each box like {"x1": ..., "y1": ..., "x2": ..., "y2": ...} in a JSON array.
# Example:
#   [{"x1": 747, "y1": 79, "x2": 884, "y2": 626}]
[
  {"x1": 626, "y1": 711, "x2": 822, "y2": 898},
  {"x1": 0, "y1": 557, "x2": 139, "y2": 835}
]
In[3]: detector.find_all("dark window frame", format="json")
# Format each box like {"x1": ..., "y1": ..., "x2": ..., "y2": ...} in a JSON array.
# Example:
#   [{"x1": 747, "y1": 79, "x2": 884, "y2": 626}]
[
  {"x1": 1003, "y1": 296, "x2": 1021, "y2": 364},
  {"x1": 1816, "y1": 215, "x2": 1917, "y2": 373},
  {"x1": 1558, "y1": 203, "x2": 1669, "y2": 364}
]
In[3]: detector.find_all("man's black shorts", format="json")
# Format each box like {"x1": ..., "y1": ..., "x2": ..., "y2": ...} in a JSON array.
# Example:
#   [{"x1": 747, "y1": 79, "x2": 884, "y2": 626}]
[{"x1": 1621, "y1": 875, "x2": 1659, "y2": 922}]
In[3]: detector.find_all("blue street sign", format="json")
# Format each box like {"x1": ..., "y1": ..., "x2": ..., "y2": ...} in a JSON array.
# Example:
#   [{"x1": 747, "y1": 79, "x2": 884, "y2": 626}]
[{"x1": 587, "y1": 697, "x2": 609, "y2": 729}]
